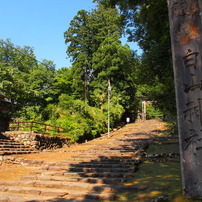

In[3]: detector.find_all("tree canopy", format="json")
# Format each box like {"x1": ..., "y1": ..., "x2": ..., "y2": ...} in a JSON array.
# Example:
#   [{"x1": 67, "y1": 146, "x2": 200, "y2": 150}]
[
  {"x1": 94, "y1": 0, "x2": 176, "y2": 117},
  {"x1": 0, "y1": 0, "x2": 174, "y2": 141}
]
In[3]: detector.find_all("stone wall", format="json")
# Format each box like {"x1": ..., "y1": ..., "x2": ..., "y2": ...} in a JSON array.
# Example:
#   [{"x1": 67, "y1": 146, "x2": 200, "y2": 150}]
[{"x1": 3, "y1": 131, "x2": 71, "y2": 151}]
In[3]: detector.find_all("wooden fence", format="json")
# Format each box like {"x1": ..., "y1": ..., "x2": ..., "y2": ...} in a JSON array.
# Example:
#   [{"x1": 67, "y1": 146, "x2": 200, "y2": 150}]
[{"x1": 8, "y1": 121, "x2": 61, "y2": 134}]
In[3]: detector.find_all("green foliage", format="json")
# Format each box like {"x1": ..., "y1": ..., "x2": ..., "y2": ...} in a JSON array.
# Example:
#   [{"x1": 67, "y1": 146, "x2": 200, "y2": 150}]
[
  {"x1": 64, "y1": 4, "x2": 124, "y2": 103},
  {"x1": 103, "y1": 101, "x2": 125, "y2": 127},
  {"x1": 2, "y1": 0, "x2": 176, "y2": 143},
  {"x1": 92, "y1": 37, "x2": 138, "y2": 121},
  {"x1": 166, "y1": 116, "x2": 178, "y2": 135},
  {"x1": 50, "y1": 67, "x2": 73, "y2": 102},
  {"x1": 44, "y1": 93, "x2": 125, "y2": 142},
  {"x1": 0, "y1": 39, "x2": 56, "y2": 121},
  {"x1": 146, "y1": 104, "x2": 163, "y2": 120},
  {"x1": 45, "y1": 95, "x2": 107, "y2": 142},
  {"x1": 95, "y1": 0, "x2": 177, "y2": 118},
  {"x1": 63, "y1": 4, "x2": 139, "y2": 125}
]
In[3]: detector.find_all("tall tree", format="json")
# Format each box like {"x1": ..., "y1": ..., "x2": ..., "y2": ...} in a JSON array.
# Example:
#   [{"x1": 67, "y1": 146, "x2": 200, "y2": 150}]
[
  {"x1": 64, "y1": 9, "x2": 94, "y2": 102},
  {"x1": 64, "y1": 5, "x2": 124, "y2": 103},
  {"x1": 94, "y1": 0, "x2": 176, "y2": 117},
  {"x1": 92, "y1": 36, "x2": 138, "y2": 120}
]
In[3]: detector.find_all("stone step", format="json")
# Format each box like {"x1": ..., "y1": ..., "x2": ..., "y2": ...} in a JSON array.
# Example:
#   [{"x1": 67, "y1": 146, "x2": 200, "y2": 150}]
[
  {"x1": 31, "y1": 170, "x2": 134, "y2": 178},
  {"x1": 78, "y1": 149, "x2": 136, "y2": 152},
  {"x1": 72, "y1": 155, "x2": 135, "y2": 159},
  {"x1": 0, "y1": 150, "x2": 38, "y2": 155},
  {"x1": 70, "y1": 167, "x2": 135, "y2": 173},
  {"x1": 0, "y1": 137, "x2": 38, "y2": 156},
  {"x1": 0, "y1": 185, "x2": 69, "y2": 197},
  {"x1": 0, "y1": 138, "x2": 20, "y2": 142},
  {"x1": 66, "y1": 191, "x2": 116, "y2": 201},
  {"x1": 0, "y1": 135, "x2": 9, "y2": 140},
  {"x1": 0, "y1": 144, "x2": 30, "y2": 147},
  {"x1": 21, "y1": 175, "x2": 125, "y2": 184},
  {"x1": 0, "y1": 181, "x2": 145, "y2": 201},
  {"x1": 61, "y1": 158, "x2": 140, "y2": 164},
  {"x1": 0, "y1": 192, "x2": 53, "y2": 202},
  {"x1": 54, "y1": 162, "x2": 133, "y2": 168},
  {"x1": 64, "y1": 171, "x2": 134, "y2": 178},
  {"x1": 75, "y1": 153, "x2": 123, "y2": 157},
  {"x1": 0, "y1": 180, "x2": 115, "y2": 193},
  {"x1": 83, "y1": 149, "x2": 137, "y2": 153},
  {"x1": 69, "y1": 153, "x2": 136, "y2": 158},
  {"x1": 0, "y1": 147, "x2": 34, "y2": 151},
  {"x1": 44, "y1": 165, "x2": 135, "y2": 173},
  {"x1": 0, "y1": 191, "x2": 116, "y2": 202},
  {"x1": 67, "y1": 156, "x2": 138, "y2": 163},
  {"x1": 0, "y1": 142, "x2": 22, "y2": 146},
  {"x1": 0, "y1": 135, "x2": 38, "y2": 155}
]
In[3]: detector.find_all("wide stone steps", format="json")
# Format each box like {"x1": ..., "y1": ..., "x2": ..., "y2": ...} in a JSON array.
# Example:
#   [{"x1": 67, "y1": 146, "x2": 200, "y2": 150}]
[
  {"x1": 0, "y1": 134, "x2": 38, "y2": 155},
  {"x1": 0, "y1": 120, "x2": 160, "y2": 201},
  {"x1": 0, "y1": 180, "x2": 114, "y2": 191},
  {"x1": 0, "y1": 156, "x2": 137, "y2": 201},
  {"x1": 0, "y1": 180, "x2": 117, "y2": 201},
  {"x1": 1, "y1": 154, "x2": 138, "y2": 201}
]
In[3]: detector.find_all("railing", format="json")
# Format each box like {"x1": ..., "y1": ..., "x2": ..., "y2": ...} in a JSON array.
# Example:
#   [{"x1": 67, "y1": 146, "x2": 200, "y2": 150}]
[{"x1": 8, "y1": 121, "x2": 61, "y2": 135}]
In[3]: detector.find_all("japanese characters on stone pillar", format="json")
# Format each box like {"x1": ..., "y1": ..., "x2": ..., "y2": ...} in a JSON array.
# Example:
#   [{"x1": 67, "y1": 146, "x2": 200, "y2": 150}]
[{"x1": 167, "y1": 0, "x2": 202, "y2": 199}]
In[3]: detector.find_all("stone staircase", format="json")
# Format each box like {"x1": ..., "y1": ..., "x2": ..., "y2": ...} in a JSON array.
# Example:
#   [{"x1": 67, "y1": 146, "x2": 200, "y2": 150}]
[
  {"x1": 0, "y1": 133, "x2": 38, "y2": 155},
  {"x1": 0, "y1": 121, "x2": 160, "y2": 201}
]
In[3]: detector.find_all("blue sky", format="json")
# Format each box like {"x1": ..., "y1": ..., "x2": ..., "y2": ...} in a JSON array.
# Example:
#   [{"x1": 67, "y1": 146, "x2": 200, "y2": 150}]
[{"x1": 0, "y1": 0, "x2": 141, "y2": 69}]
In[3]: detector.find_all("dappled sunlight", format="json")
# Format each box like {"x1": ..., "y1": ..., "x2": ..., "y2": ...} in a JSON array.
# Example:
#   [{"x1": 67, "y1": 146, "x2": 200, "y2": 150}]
[
  {"x1": 117, "y1": 190, "x2": 162, "y2": 202},
  {"x1": 124, "y1": 181, "x2": 140, "y2": 186},
  {"x1": 173, "y1": 195, "x2": 193, "y2": 202},
  {"x1": 163, "y1": 174, "x2": 180, "y2": 179},
  {"x1": 116, "y1": 160, "x2": 181, "y2": 201},
  {"x1": 137, "y1": 190, "x2": 162, "y2": 199},
  {"x1": 115, "y1": 131, "x2": 182, "y2": 202}
]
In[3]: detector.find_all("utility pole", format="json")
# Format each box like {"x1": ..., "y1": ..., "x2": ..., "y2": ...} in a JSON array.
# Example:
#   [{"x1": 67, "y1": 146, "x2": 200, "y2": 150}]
[
  {"x1": 108, "y1": 79, "x2": 111, "y2": 138},
  {"x1": 83, "y1": 65, "x2": 88, "y2": 104},
  {"x1": 167, "y1": 0, "x2": 202, "y2": 199}
]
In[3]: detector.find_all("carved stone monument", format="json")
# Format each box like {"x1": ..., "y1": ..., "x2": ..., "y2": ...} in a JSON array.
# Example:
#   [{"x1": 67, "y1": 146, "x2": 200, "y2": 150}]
[{"x1": 167, "y1": 0, "x2": 202, "y2": 199}]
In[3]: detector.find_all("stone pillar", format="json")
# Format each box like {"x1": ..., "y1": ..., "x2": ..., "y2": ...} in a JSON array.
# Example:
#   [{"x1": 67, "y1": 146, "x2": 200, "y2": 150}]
[
  {"x1": 167, "y1": 0, "x2": 202, "y2": 199},
  {"x1": 142, "y1": 101, "x2": 147, "y2": 121}
]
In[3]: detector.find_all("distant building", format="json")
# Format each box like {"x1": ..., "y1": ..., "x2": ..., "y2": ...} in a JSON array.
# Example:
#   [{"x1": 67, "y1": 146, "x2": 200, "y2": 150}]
[
  {"x1": 0, "y1": 92, "x2": 11, "y2": 111},
  {"x1": 0, "y1": 92, "x2": 11, "y2": 131}
]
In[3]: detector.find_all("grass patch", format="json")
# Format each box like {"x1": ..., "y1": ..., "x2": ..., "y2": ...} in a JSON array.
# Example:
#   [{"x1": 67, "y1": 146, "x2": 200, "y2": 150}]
[
  {"x1": 115, "y1": 132, "x2": 182, "y2": 202},
  {"x1": 146, "y1": 142, "x2": 180, "y2": 154},
  {"x1": 116, "y1": 160, "x2": 181, "y2": 202}
]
